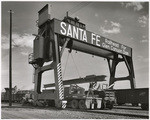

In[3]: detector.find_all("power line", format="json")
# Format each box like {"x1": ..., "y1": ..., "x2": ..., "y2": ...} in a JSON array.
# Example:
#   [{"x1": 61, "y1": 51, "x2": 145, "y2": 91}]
[
  {"x1": 69, "y1": 2, "x2": 91, "y2": 16},
  {"x1": 67, "y1": 2, "x2": 83, "y2": 13},
  {"x1": 58, "y1": 2, "x2": 82, "y2": 19},
  {"x1": 59, "y1": 2, "x2": 91, "y2": 19},
  {"x1": 12, "y1": 40, "x2": 19, "y2": 47},
  {"x1": 62, "y1": 51, "x2": 70, "y2": 79},
  {"x1": 70, "y1": 52, "x2": 81, "y2": 78}
]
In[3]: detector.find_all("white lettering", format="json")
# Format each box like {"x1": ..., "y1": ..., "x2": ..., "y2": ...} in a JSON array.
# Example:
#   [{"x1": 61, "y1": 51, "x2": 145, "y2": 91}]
[
  {"x1": 67, "y1": 24, "x2": 72, "y2": 37},
  {"x1": 96, "y1": 35, "x2": 101, "y2": 46},
  {"x1": 111, "y1": 46, "x2": 122, "y2": 53},
  {"x1": 121, "y1": 45, "x2": 126, "y2": 50},
  {"x1": 91, "y1": 33, "x2": 96, "y2": 44},
  {"x1": 91, "y1": 33, "x2": 101, "y2": 46},
  {"x1": 60, "y1": 22, "x2": 66, "y2": 35},
  {"x1": 82, "y1": 31, "x2": 87, "y2": 42},
  {"x1": 79, "y1": 28, "x2": 83, "y2": 40},
  {"x1": 102, "y1": 43, "x2": 110, "y2": 49},
  {"x1": 105, "y1": 39, "x2": 119, "y2": 48},
  {"x1": 123, "y1": 50, "x2": 129, "y2": 55},
  {"x1": 73, "y1": 26, "x2": 78, "y2": 39}
]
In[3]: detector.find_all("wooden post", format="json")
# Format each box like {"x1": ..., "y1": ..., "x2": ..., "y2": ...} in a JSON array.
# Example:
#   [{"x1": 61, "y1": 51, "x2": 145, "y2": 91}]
[{"x1": 9, "y1": 10, "x2": 12, "y2": 106}]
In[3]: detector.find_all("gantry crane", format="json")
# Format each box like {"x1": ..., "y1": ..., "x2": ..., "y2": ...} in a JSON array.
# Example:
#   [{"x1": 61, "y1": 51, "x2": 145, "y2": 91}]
[{"x1": 29, "y1": 4, "x2": 135, "y2": 109}]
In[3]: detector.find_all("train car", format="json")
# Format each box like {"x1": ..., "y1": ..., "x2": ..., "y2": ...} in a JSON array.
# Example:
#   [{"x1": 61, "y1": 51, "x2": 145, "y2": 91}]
[
  {"x1": 1, "y1": 88, "x2": 15, "y2": 102},
  {"x1": 114, "y1": 88, "x2": 149, "y2": 110},
  {"x1": 1, "y1": 92, "x2": 6, "y2": 102},
  {"x1": 1, "y1": 87, "x2": 33, "y2": 103}
]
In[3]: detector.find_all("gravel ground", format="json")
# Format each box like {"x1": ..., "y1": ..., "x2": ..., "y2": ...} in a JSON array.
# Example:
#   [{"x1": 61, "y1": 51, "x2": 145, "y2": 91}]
[{"x1": 1, "y1": 103, "x2": 149, "y2": 119}]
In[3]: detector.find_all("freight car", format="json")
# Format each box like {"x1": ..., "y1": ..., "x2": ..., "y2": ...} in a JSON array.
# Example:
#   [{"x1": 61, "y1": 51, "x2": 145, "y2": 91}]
[
  {"x1": 1, "y1": 93, "x2": 25, "y2": 102},
  {"x1": 114, "y1": 88, "x2": 149, "y2": 110},
  {"x1": 1, "y1": 92, "x2": 25, "y2": 102},
  {"x1": 1, "y1": 87, "x2": 33, "y2": 103}
]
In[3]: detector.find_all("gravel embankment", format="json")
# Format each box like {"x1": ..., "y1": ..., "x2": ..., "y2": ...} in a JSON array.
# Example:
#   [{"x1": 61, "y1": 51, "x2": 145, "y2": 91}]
[{"x1": 1, "y1": 103, "x2": 149, "y2": 119}]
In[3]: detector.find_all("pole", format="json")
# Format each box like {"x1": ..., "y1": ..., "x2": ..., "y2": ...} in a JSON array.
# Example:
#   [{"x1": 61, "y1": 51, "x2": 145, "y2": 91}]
[{"x1": 9, "y1": 10, "x2": 12, "y2": 106}]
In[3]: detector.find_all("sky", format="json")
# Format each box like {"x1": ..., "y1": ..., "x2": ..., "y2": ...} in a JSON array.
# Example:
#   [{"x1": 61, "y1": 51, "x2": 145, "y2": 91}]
[{"x1": 1, "y1": 1, "x2": 149, "y2": 91}]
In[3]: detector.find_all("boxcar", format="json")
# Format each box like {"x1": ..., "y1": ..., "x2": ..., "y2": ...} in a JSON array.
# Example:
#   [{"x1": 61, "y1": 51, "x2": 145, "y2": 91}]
[{"x1": 114, "y1": 88, "x2": 148, "y2": 110}]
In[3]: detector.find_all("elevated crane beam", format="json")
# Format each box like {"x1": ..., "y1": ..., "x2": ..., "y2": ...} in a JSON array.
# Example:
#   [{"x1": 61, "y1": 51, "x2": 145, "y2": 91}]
[{"x1": 44, "y1": 75, "x2": 106, "y2": 88}]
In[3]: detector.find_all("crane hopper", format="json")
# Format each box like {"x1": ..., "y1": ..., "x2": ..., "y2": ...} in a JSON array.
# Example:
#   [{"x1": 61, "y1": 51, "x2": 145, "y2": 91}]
[{"x1": 44, "y1": 75, "x2": 106, "y2": 88}]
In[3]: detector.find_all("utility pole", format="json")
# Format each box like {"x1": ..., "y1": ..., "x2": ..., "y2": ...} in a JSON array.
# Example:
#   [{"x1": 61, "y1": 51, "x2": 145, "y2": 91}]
[{"x1": 9, "y1": 10, "x2": 13, "y2": 106}]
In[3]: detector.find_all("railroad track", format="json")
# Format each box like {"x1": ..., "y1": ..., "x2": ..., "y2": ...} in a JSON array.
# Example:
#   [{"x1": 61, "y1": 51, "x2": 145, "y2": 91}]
[
  {"x1": 66, "y1": 106, "x2": 149, "y2": 119},
  {"x1": 86, "y1": 109, "x2": 148, "y2": 118},
  {"x1": 2, "y1": 103, "x2": 149, "y2": 119}
]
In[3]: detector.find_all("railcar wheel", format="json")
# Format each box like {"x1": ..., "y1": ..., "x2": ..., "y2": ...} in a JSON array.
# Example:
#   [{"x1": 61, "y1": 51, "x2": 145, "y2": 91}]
[
  {"x1": 21, "y1": 98, "x2": 26, "y2": 105},
  {"x1": 79, "y1": 100, "x2": 86, "y2": 109},
  {"x1": 47, "y1": 100, "x2": 55, "y2": 107},
  {"x1": 141, "y1": 103, "x2": 148, "y2": 110},
  {"x1": 117, "y1": 103, "x2": 124, "y2": 106},
  {"x1": 71, "y1": 100, "x2": 79, "y2": 109},
  {"x1": 101, "y1": 102, "x2": 105, "y2": 109},
  {"x1": 132, "y1": 103, "x2": 138, "y2": 106},
  {"x1": 107, "y1": 103, "x2": 113, "y2": 109}
]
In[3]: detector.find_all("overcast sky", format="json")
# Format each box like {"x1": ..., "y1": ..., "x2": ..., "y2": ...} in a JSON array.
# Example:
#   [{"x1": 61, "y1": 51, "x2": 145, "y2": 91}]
[{"x1": 1, "y1": 1, "x2": 149, "y2": 91}]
